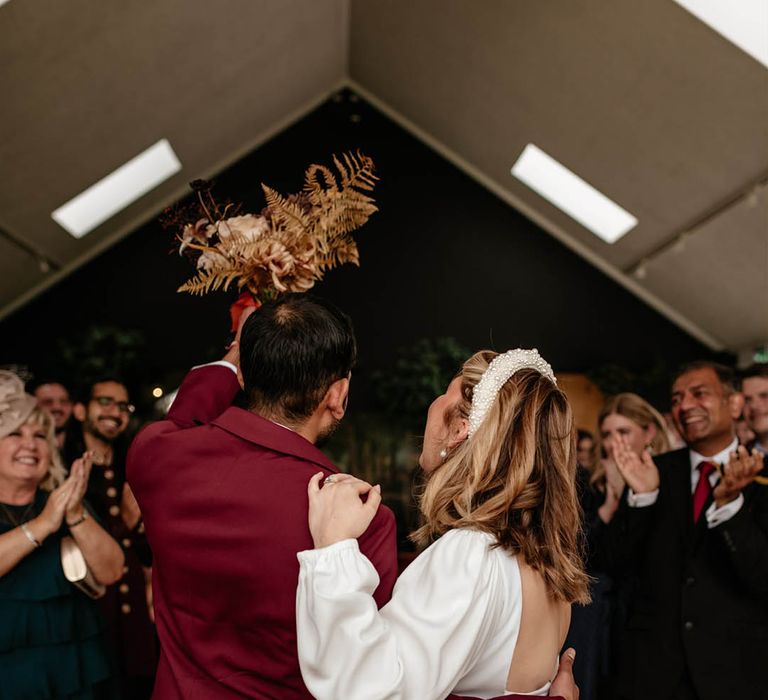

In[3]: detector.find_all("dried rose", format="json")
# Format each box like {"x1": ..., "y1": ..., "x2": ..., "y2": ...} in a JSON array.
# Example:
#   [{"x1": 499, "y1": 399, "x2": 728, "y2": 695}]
[
  {"x1": 196, "y1": 250, "x2": 229, "y2": 272},
  {"x1": 217, "y1": 215, "x2": 270, "y2": 243}
]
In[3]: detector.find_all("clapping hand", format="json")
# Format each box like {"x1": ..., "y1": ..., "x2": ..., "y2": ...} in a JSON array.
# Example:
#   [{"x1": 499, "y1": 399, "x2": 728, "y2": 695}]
[
  {"x1": 597, "y1": 458, "x2": 625, "y2": 523},
  {"x1": 35, "y1": 452, "x2": 91, "y2": 536},
  {"x1": 612, "y1": 435, "x2": 659, "y2": 495},
  {"x1": 36, "y1": 476, "x2": 77, "y2": 536},
  {"x1": 121, "y1": 483, "x2": 142, "y2": 530},
  {"x1": 64, "y1": 453, "x2": 93, "y2": 524},
  {"x1": 713, "y1": 446, "x2": 764, "y2": 507},
  {"x1": 603, "y1": 456, "x2": 626, "y2": 500},
  {"x1": 307, "y1": 473, "x2": 382, "y2": 549}
]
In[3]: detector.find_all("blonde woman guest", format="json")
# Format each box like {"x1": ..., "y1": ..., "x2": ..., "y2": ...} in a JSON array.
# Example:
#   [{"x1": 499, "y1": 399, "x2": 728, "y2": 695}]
[
  {"x1": 591, "y1": 393, "x2": 671, "y2": 525},
  {"x1": 0, "y1": 371, "x2": 124, "y2": 699},
  {"x1": 296, "y1": 349, "x2": 588, "y2": 700},
  {"x1": 562, "y1": 394, "x2": 670, "y2": 699}
]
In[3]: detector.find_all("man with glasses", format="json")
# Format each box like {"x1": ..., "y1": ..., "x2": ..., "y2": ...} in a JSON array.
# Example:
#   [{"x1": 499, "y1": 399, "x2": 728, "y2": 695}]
[{"x1": 65, "y1": 377, "x2": 158, "y2": 699}]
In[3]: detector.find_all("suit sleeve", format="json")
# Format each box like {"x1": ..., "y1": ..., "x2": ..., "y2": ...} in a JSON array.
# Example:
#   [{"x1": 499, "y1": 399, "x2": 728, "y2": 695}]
[
  {"x1": 166, "y1": 364, "x2": 241, "y2": 428},
  {"x1": 126, "y1": 365, "x2": 240, "y2": 485},
  {"x1": 599, "y1": 492, "x2": 657, "y2": 576},
  {"x1": 357, "y1": 504, "x2": 398, "y2": 608},
  {"x1": 712, "y1": 483, "x2": 768, "y2": 593},
  {"x1": 296, "y1": 532, "x2": 505, "y2": 700}
]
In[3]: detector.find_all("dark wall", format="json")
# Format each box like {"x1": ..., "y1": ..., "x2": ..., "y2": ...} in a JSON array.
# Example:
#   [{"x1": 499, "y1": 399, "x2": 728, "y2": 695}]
[{"x1": 0, "y1": 90, "x2": 714, "y2": 408}]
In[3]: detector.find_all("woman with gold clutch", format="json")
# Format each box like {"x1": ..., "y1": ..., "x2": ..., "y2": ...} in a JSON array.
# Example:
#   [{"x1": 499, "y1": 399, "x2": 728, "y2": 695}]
[{"x1": 0, "y1": 370, "x2": 124, "y2": 699}]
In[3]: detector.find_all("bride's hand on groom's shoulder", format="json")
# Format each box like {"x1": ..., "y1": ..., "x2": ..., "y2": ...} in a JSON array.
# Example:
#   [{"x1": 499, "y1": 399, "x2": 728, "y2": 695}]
[{"x1": 307, "y1": 472, "x2": 382, "y2": 549}]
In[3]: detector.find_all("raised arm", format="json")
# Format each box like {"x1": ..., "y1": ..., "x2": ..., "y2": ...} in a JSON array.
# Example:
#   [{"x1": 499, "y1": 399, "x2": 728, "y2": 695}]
[
  {"x1": 65, "y1": 454, "x2": 125, "y2": 585},
  {"x1": 297, "y1": 531, "x2": 503, "y2": 700},
  {"x1": 0, "y1": 477, "x2": 76, "y2": 578},
  {"x1": 596, "y1": 436, "x2": 660, "y2": 575},
  {"x1": 711, "y1": 449, "x2": 768, "y2": 593},
  {"x1": 356, "y1": 500, "x2": 397, "y2": 608},
  {"x1": 0, "y1": 456, "x2": 124, "y2": 584},
  {"x1": 297, "y1": 475, "x2": 508, "y2": 699}
]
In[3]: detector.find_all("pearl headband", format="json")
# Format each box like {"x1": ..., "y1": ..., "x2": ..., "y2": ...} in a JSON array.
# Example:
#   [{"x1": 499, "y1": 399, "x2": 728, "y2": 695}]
[{"x1": 467, "y1": 349, "x2": 557, "y2": 438}]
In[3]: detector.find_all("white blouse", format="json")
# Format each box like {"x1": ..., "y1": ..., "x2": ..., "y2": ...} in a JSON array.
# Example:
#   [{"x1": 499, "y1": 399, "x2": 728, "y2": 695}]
[{"x1": 296, "y1": 528, "x2": 553, "y2": 700}]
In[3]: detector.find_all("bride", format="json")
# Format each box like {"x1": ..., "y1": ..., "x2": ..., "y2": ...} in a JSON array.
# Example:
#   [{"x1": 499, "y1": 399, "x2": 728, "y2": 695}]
[{"x1": 296, "y1": 349, "x2": 589, "y2": 699}]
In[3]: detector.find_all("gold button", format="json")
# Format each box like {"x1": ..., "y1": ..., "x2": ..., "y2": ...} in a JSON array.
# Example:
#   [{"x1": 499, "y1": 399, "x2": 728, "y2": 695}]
[
  {"x1": 104, "y1": 470, "x2": 114, "y2": 480},
  {"x1": 122, "y1": 538, "x2": 131, "y2": 548},
  {"x1": 106, "y1": 487, "x2": 117, "y2": 498},
  {"x1": 109, "y1": 505, "x2": 120, "y2": 516},
  {"x1": 119, "y1": 583, "x2": 129, "y2": 594},
  {"x1": 121, "y1": 603, "x2": 131, "y2": 614}
]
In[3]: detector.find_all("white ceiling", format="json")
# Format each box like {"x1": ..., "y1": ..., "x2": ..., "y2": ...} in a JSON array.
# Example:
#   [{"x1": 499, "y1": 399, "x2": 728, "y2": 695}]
[{"x1": 1, "y1": 0, "x2": 766, "y2": 352}]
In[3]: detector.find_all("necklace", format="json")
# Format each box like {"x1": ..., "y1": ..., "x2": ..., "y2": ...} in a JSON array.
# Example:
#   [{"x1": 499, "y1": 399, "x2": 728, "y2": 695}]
[{"x1": 0, "y1": 500, "x2": 36, "y2": 527}]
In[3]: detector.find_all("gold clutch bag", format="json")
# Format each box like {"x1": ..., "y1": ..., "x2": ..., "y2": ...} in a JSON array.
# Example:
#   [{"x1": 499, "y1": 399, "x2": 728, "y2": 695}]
[{"x1": 60, "y1": 535, "x2": 106, "y2": 599}]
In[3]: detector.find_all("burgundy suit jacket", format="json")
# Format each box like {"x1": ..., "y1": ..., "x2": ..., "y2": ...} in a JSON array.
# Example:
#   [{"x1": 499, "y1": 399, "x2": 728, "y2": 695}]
[{"x1": 126, "y1": 365, "x2": 397, "y2": 699}]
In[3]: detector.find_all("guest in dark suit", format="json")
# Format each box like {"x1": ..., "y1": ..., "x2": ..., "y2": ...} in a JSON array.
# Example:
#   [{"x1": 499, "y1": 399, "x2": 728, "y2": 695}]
[
  {"x1": 126, "y1": 295, "x2": 398, "y2": 699},
  {"x1": 741, "y1": 363, "x2": 768, "y2": 460},
  {"x1": 604, "y1": 361, "x2": 768, "y2": 700}
]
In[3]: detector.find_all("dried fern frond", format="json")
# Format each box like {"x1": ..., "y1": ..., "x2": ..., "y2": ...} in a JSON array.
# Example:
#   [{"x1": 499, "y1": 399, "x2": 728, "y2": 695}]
[{"x1": 174, "y1": 152, "x2": 378, "y2": 300}]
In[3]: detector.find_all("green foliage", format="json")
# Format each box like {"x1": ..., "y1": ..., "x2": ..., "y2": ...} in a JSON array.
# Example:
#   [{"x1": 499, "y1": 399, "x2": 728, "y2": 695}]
[
  {"x1": 371, "y1": 337, "x2": 470, "y2": 431},
  {"x1": 56, "y1": 325, "x2": 146, "y2": 389},
  {"x1": 587, "y1": 360, "x2": 671, "y2": 409}
]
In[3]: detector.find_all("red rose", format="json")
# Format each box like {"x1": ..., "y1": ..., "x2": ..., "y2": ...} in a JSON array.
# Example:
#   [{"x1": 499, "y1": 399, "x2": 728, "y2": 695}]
[{"x1": 229, "y1": 291, "x2": 261, "y2": 332}]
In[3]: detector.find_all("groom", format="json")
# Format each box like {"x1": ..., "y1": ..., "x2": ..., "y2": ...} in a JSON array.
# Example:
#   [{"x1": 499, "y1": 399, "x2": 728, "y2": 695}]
[{"x1": 126, "y1": 295, "x2": 397, "y2": 699}]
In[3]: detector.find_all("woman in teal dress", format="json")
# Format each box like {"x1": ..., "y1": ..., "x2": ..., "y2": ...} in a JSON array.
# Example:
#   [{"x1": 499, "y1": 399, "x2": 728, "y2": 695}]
[{"x1": 0, "y1": 370, "x2": 125, "y2": 699}]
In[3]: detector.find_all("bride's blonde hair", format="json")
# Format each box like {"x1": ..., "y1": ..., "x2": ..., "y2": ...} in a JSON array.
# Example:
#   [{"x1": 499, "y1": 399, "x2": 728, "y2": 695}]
[{"x1": 413, "y1": 350, "x2": 590, "y2": 604}]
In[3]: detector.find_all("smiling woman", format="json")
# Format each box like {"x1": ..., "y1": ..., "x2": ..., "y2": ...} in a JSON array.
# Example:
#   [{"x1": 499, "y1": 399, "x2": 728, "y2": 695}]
[{"x1": 0, "y1": 370, "x2": 124, "y2": 699}]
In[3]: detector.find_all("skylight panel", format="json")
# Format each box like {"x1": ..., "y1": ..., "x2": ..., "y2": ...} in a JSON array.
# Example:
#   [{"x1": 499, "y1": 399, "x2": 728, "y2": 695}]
[
  {"x1": 52, "y1": 139, "x2": 182, "y2": 238},
  {"x1": 673, "y1": 0, "x2": 768, "y2": 69},
  {"x1": 511, "y1": 143, "x2": 638, "y2": 244}
]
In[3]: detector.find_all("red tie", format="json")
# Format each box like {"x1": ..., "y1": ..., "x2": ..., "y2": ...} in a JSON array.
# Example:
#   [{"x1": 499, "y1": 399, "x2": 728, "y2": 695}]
[{"x1": 692, "y1": 461, "x2": 717, "y2": 523}]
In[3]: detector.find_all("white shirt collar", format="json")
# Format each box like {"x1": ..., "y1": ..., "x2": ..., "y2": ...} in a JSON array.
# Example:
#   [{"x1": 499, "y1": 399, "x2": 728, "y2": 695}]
[
  {"x1": 270, "y1": 419, "x2": 296, "y2": 433},
  {"x1": 689, "y1": 437, "x2": 738, "y2": 474}
]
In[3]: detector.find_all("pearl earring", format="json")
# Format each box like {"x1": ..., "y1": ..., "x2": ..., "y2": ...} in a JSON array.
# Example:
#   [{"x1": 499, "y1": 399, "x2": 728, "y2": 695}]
[{"x1": 439, "y1": 448, "x2": 448, "y2": 460}]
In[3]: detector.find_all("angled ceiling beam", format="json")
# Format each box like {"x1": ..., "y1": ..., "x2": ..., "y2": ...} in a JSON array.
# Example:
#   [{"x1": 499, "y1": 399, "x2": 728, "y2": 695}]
[
  {"x1": 0, "y1": 223, "x2": 61, "y2": 274},
  {"x1": 626, "y1": 172, "x2": 768, "y2": 276}
]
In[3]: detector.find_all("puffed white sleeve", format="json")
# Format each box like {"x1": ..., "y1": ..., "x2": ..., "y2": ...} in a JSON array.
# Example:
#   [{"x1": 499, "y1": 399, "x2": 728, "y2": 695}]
[{"x1": 296, "y1": 530, "x2": 505, "y2": 700}]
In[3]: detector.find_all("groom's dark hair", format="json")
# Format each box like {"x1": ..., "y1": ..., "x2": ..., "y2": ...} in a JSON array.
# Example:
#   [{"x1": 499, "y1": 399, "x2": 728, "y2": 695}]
[{"x1": 239, "y1": 294, "x2": 357, "y2": 422}]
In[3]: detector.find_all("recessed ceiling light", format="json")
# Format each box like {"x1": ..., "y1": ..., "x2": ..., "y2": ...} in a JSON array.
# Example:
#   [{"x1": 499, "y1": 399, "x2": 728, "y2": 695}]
[
  {"x1": 511, "y1": 143, "x2": 638, "y2": 244},
  {"x1": 52, "y1": 139, "x2": 182, "y2": 238},
  {"x1": 673, "y1": 0, "x2": 768, "y2": 68}
]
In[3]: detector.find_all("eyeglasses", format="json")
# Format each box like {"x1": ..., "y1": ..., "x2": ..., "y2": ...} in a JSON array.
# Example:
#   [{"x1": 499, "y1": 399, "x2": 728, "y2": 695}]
[{"x1": 91, "y1": 396, "x2": 135, "y2": 414}]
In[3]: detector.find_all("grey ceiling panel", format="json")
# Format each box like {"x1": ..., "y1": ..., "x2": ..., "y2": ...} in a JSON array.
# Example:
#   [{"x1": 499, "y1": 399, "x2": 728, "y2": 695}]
[
  {"x1": 349, "y1": 0, "x2": 768, "y2": 349},
  {"x1": 639, "y1": 195, "x2": 768, "y2": 350},
  {"x1": 0, "y1": 0, "x2": 347, "y2": 274},
  {"x1": 0, "y1": 238, "x2": 49, "y2": 310}
]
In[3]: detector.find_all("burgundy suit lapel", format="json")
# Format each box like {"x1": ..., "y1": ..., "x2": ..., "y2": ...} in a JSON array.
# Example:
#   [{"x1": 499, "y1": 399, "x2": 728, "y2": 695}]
[{"x1": 212, "y1": 407, "x2": 339, "y2": 472}]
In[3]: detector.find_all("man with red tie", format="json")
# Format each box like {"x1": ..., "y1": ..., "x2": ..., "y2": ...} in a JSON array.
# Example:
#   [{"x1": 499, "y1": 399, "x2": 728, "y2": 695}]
[
  {"x1": 604, "y1": 361, "x2": 768, "y2": 700},
  {"x1": 126, "y1": 296, "x2": 398, "y2": 699}
]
